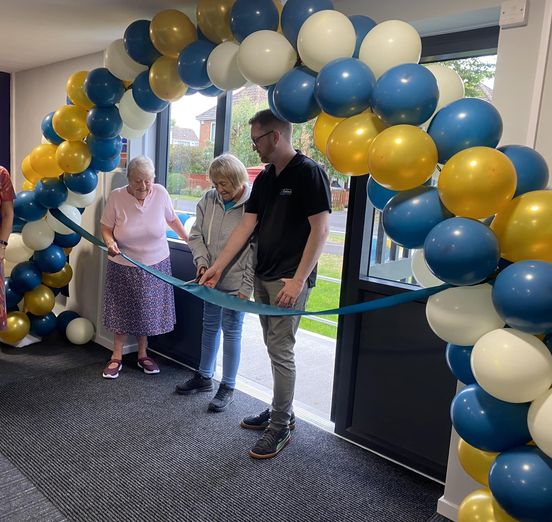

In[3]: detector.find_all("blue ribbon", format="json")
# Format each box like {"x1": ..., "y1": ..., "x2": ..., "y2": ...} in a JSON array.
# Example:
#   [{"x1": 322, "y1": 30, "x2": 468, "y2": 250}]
[{"x1": 51, "y1": 208, "x2": 450, "y2": 316}]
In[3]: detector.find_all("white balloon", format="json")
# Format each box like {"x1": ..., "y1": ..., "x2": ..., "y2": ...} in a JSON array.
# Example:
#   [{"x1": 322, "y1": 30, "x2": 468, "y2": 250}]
[
  {"x1": 46, "y1": 204, "x2": 82, "y2": 235},
  {"x1": 528, "y1": 389, "x2": 552, "y2": 459},
  {"x1": 424, "y1": 63, "x2": 465, "y2": 112},
  {"x1": 471, "y1": 328, "x2": 552, "y2": 403},
  {"x1": 120, "y1": 123, "x2": 146, "y2": 140},
  {"x1": 411, "y1": 249, "x2": 444, "y2": 288},
  {"x1": 65, "y1": 188, "x2": 97, "y2": 208},
  {"x1": 119, "y1": 90, "x2": 156, "y2": 131},
  {"x1": 5, "y1": 233, "x2": 34, "y2": 263},
  {"x1": 184, "y1": 216, "x2": 196, "y2": 237},
  {"x1": 21, "y1": 220, "x2": 55, "y2": 251},
  {"x1": 66, "y1": 317, "x2": 95, "y2": 345},
  {"x1": 4, "y1": 260, "x2": 16, "y2": 277},
  {"x1": 237, "y1": 30, "x2": 297, "y2": 87},
  {"x1": 207, "y1": 41, "x2": 247, "y2": 91},
  {"x1": 426, "y1": 284, "x2": 504, "y2": 345},
  {"x1": 104, "y1": 39, "x2": 147, "y2": 82},
  {"x1": 359, "y1": 20, "x2": 421, "y2": 79},
  {"x1": 297, "y1": 10, "x2": 356, "y2": 72}
]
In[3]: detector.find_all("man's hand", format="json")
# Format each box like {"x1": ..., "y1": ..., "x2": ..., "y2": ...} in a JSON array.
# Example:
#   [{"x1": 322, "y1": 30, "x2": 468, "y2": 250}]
[
  {"x1": 199, "y1": 265, "x2": 222, "y2": 288},
  {"x1": 275, "y1": 278, "x2": 304, "y2": 308}
]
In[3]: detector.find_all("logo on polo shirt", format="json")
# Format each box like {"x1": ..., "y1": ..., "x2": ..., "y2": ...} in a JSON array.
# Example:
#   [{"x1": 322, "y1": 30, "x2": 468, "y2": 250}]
[{"x1": 280, "y1": 188, "x2": 293, "y2": 196}]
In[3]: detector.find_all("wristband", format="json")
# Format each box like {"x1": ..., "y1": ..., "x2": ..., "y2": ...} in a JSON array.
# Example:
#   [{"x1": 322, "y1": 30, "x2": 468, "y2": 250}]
[{"x1": 0, "y1": 240, "x2": 7, "y2": 246}]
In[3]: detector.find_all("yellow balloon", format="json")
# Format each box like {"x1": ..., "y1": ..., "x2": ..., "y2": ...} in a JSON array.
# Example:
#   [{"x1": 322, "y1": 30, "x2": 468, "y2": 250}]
[
  {"x1": 438, "y1": 147, "x2": 516, "y2": 219},
  {"x1": 196, "y1": 0, "x2": 236, "y2": 44},
  {"x1": 150, "y1": 9, "x2": 197, "y2": 58},
  {"x1": 55, "y1": 141, "x2": 91, "y2": 174},
  {"x1": 313, "y1": 112, "x2": 344, "y2": 155},
  {"x1": 458, "y1": 438, "x2": 499, "y2": 487},
  {"x1": 24, "y1": 284, "x2": 55, "y2": 316},
  {"x1": 149, "y1": 56, "x2": 188, "y2": 101},
  {"x1": 491, "y1": 190, "x2": 552, "y2": 262},
  {"x1": 42, "y1": 263, "x2": 73, "y2": 288},
  {"x1": 0, "y1": 312, "x2": 30, "y2": 344},
  {"x1": 458, "y1": 489, "x2": 496, "y2": 522},
  {"x1": 52, "y1": 105, "x2": 89, "y2": 142},
  {"x1": 21, "y1": 155, "x2": 42, "y2": 184},
  {"x1": 63, "y1": 247, "x2": 73, "y2": 256},
  {"x1": 491, "y1": 497, "x2": 519, "y2": 522},
  {"x1": 326, "y1": 112, "x2": 387, "y2": 176},
  {"x1": 22, "y1": 179, "x2": 35, "y2": 190},
  {"x1": 367, "y1": 124, "x2": 438, "y2": 190},
  {"x1": 29, "y1": 144, "x2": 63, "y2": 179},
  {"x1": 66, "y1": 71, "x2": 94, "y2": 110}
]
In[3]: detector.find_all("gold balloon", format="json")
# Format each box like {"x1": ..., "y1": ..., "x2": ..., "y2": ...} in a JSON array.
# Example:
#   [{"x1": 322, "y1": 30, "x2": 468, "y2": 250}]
[
  {"x1": 63, "y1": 247, "x2": 73, "y2": 256},
  {"x1": 367, "y1": 124, "x2": 438, "y2": 190},
  {"x1": 149, "y1": 56, "x2": 188, "y2": 101},
  {"x1": 22, "y1": 179, "x2": 35, "y2": 191},
  {"x1": 491, "y1": 190, "x2": 552, "y2": 262},
  {"x1": 55, "y1": 141, "x2": 91, "y2": 174},
  {"x1": 491, "y1": 497, "x2": 519, "y2": 522},
  {"x1": 21, "y1": 155, "x2": 42, "y2": 184},
  {"x1": 24, "y1": 284, "x2": 55, "y2": 316},
  {"x1": 438, "y1": 147, "x2": 516, "y2": 219},
  {"x1": 458, "y1": 489, "x2": 496, "y2": 522},
  {"x1": 196, "y1": 0, "x2": 236, "y2": 44},
  {"x1": 273, "y1": 0, "x2": 283, "y2": 32},
  {"x1": 52, "y1": 105, "x2": 89, "y2": 142},
  {"x1": 42, "y1": 263, "x2": 73, "y2": 288},
  {"x1": 458, "y1": 438, "x2": 498, "y2": 487},
  {"x1": 66, "y1": 71, "x2": 94, "y2": 110},
  {"x1": 29, "y1": 143, "x2": 63, "y2": 179},
  {"x1": 326, "y1": 112, "x2": 387, "y2": 176},
  {"x1": 150, "y1": 9, "x2": 197, "y2": 58},
  {"x1": 313, "y1": 112, "x2": 344, "y2": 155},
  {"x1": 0, "y1": 312, "x2": 31, "y2": 344}
]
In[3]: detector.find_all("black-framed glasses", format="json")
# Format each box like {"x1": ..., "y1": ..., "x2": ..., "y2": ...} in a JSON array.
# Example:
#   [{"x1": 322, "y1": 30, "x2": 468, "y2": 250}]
[{"x1": 251, "y1": 130, "x2": 274, "y2": 147}]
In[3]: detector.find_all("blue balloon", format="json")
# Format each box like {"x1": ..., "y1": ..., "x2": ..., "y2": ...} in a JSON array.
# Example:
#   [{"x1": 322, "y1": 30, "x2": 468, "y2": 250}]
[
  {"x1": 177, "y1": 40, "x2": 216, "y2": 89},
  {"x1": 84, "y1": 68, "x2": 125, "y2": 107},
  {"x1": 273, "y1": 66, "x2": 320, "y2": 123},
  {"x1": 132, "y1": 71, "x2": 169, "y2": 113},
  {"x1": 315, "y1": 58, "x2": 375, "y2": 117},
  {"x1": 86, "y1": 106, "x2": 122, "y2": 139},
  {"x1": 34, "y1": 178, "x2": 68, "y2": 209},
  {"x1": 12, "y1": 216, "x2": 25, "y2": 233},
  {"x1": 371, "y1": 63, "x2": 439, "y2": 126},
  {"x1": 29, "y1": 312, "x2": 58, "y2": 337},
  {"x1": 62, "y1": 169, "x2": 98, "y2": 194},
  {"x1": 266, "y1": 84, "x2": 285, "y2": 120},
  {"x1": 428, "y1": 98, "x2": 503, "y2": 164},
  {"x1": 54, "y1": 232, "x2": 81, "y2": 248},
  {"x1": 230, "y1": 0, "x2": 279, "y2": 42},
  {"x1": 10, "y1": 261, "x2": 42, "y2": 294},
  {"x1": 5, "y1": 279, "x2": 23, "y2": 308},
  {"x1": 489, "y1": 446, "x2": 552, "y2": 522},
  {"x1": 445, "y1": 344, "x2": 476, "y2": 384},
  {"x1": 87, "y1": 135, "x2": 122, "y2": 160},
  {"x1": 451, "y1": 384, "x2": 531, "y2": 452},
  {"x1": 34, "y1": 244, "x2": 67, "y2": 273},
  {"x1": 200, "y1": 84, "x2": 224, "y2": 97},
  {"x1": 57, "y1": 310, "x2": 80, "y2": 332},
  {"x1": 367, "y1": 177, "x2": 397, "y2": 211},
  {"x1": 123, "y1": 20, "x2": 161, "y2": 66},
  {"x1": 14, "y1": 191, "x2": 48, "y2": 222},
  {"x1": 349, "y1": 15, "x2": 376, "y2": 58},
  {"x1": 545, "y1": 334, "x2": 552, "y2": 355},
  {"x1": 424, "y1": 217, "x2": 500, "y2": 286},
  {"x1": 498, "y1": 145, "x2": 549, "y2": 197},
  {"x1": 281, "y1": 0, "x2": 334, "y2": 48},
  {"x1": 89, "y1": 154, "x2": 121, "y2": 173},
  {"x1": 382, "y1": 187, "x2": 453, "y2": 249},
  {"x1": 185, "y1": 87, "x2": 198, "y2": 96},
  {"x1": 492, "y1": 260, "x2": 552, "y2": 334},
  {"x1": 40, "y1": 112, "x2": 63, "y2": 145}
]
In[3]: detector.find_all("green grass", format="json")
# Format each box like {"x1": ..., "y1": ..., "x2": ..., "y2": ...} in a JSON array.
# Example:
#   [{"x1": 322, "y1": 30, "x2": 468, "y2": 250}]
[
  {"x1": 318, "y1": 253, "x2": 344, "y2": 279},
  {"x1": 327, "y1": 232, "x2": 345, "y2": 245},
  {"x1": 171, "y1": 194, "x2": 202, "y2": 202}
]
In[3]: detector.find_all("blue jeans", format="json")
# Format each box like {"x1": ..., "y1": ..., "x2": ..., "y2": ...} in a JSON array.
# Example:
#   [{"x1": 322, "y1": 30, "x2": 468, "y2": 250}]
[{"x1": 198, "y1": 301, "x2": 244, "y2": 388}]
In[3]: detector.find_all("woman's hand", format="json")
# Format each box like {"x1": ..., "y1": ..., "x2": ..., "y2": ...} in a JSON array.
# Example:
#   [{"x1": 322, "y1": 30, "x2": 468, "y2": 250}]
[
  {"x1": 0, "y1": 244, "x2": 5, "y2": 262},
  {"x1": 106, "y1": 241, "x2": 121, "y2": 257},
  {"x1": 196, "y1": 265, "x2": 207, "y2": 281},
  {"x1": 238, "y1": 293, "x2": 249, "y2": 300}
]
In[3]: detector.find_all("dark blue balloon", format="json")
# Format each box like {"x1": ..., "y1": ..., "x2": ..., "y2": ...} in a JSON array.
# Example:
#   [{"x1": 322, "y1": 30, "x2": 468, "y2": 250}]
[
  {"x1": 281, "y1": 0, "x2": 334, "y2": 48},
  {"x1": 489, "y1": 446, "x2": 552, "y2": 522},
  {"x1": 34, "y1": 244, "x2": 66, "y2": 273},
  {"x1": 273, "y1": 66, "x2": 320, "y2": 123},
  {"x1": 445, "y1": 343, "x2": 476, "y2": 384},
  {"x1": 382, "y1": 187, "x2": 453, "y2": 249},
  {"x1": 424, "y1": 217, "x2": 500, "y2": 286},
  {"x1": 62, "y1": 169, "x2": 98, "y2": 194},
  {"x1": 84, "y1": 68, "x2": 125, "y2": 107},
  {"x1": 492, "y1": 260, "x2": 552, "y2": 334},
  {"x1": 230, "y1": 0, "x2": 279, "y2": 42},
  {"x1": 86, "y1": 106, "x2": 123, "y2": 139},
  {"x1": 14, "y1": 191, "x2": 48, "y2": 222},
  {"x1": 185, "y1": 87, "x2": 198, "y2": 96},
  {"x1": 266, "y1": 84, "x2": 286, "y2": 120},
  {"x1": 450, "y1": 384, "x2": 531, "y2": 452},
  {"x1": 177, "y1": 40, "x2": 216, "y2": 89},
  {"x1": 123, "y1": 20, "x2": 161, "y2": 66},
  {"x1": 87, "y1": 135, "x2": 122, "y2": 160},
  {"x1": 371, "y1": 63, "x2": 439, "y2": 126},
  {"x1": 12, "y1": 216, "x2": 25, "y2": 233},
  {"x1": 132, "y1": 71, "x2": 169, "y2": 113},
  {"x1": 544, "y1": 334, "x2": 552, "y2": 355},
  {"x1": 40, "y1": 112, "x2": 64, "y2": 145},
  {"x1": 428, "y1": 98, "x2": 503, "y2": 164},
  {"x1": 29, "y1": 312, "x2": 58, "y2": 337},
  {"x1": 57, "y1": 310, "x2": 80, "y2": 332},
  {"x1": 200, "y1": 84, "x2": 224, "y2": 97},
  {"x1": 5, "y1": 279, "x2": 23, "y2": 308},
  {"x1": 34, "y1": 178, "x2": 68, "y2": 209},
  {"x1": 367, "y1": 176, "x2": 397, "y2": 211},
  {"x1": 349, "y1": 15, "x2": 376, "y2": 58},
  {"x1": 315, "y1": 58, "x2": 375, "y2": 117},
  {"x1": 498, "y1": 145, "x2": 549, "y2": 197},
  {"x1": 54, "y1": 232, "x2": 81, "y2": 248},
  {"x1": 89, "y1": 154, "x2": 121, "y2": 173},
  {"x1": 10, "y1": 261, "x2": 42, "y2": 294}
]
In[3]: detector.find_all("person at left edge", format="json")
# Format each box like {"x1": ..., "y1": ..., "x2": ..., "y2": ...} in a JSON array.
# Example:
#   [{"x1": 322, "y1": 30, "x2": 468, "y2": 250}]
[
  {"x1": 100, "y1": 156, "x2": 187, "y2": 379},
  {"x1": 0, "y1": 166, "x2": 15, "y2": 331}
]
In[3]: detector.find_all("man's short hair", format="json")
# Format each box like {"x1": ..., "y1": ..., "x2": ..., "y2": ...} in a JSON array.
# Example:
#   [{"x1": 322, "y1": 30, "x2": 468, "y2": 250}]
[{"x1": 249, "y1": 109, "x2": 292, "y2": 141}]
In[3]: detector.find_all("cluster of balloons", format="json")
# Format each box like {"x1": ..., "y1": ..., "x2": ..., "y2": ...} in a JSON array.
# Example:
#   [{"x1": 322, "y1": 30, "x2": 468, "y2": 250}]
[{"x1": 166, "y1": 212, "x2": 196, "y2": 240}]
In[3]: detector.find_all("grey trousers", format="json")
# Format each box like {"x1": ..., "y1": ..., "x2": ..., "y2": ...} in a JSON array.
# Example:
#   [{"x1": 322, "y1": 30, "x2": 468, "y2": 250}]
[{"x1": 254, "y1": 276, "x2": 311, "y2": 430}]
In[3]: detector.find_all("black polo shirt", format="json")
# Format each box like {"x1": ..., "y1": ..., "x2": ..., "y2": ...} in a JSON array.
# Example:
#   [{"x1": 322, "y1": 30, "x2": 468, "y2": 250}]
[{"x1": 245, "y1": 152, "x2": 332, "y2": 287}]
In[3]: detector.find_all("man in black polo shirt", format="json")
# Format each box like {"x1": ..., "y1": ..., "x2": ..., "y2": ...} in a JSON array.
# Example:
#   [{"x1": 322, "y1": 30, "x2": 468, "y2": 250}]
[{"x1": 200, "y1": 109, "x2": 331, "y2": 459}]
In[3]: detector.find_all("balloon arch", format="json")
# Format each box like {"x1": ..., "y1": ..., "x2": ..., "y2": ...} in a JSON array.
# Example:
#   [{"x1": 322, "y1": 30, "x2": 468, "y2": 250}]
[{"x1": 5, "y1": 0, "x2": 552, "y2": 519}]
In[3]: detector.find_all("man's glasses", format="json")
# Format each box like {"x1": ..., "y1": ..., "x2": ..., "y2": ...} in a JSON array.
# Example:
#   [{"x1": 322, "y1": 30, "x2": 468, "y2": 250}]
[{"x1": 251, "y1": 130, "x2": 274, "y2": 148}]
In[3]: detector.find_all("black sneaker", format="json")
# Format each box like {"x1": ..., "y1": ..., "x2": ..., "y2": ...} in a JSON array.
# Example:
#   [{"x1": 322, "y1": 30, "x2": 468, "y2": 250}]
[
  {"x1": 175, "y1": 372, "x2": 213, "y2": 395},
  {"x1": 250, "y1": 427, "x2": 291, "y2": 459},
  {"x1": 240, "y1": 408, "x2": 296, "y2": 430},
  {"x1": 208, "y1": 384, "x2": 234, "y2": 412}
]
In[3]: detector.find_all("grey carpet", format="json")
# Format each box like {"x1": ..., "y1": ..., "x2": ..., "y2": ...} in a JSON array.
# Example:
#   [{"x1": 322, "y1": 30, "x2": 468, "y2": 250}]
[{"x1": 0, "y1": 349, "x2": 443, "y2": 522}]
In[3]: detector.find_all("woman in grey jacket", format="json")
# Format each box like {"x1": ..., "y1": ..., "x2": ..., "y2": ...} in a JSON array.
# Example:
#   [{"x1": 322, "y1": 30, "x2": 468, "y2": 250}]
[{"x1": 175, "y1": 154, "x2": 255, "y2": 412}]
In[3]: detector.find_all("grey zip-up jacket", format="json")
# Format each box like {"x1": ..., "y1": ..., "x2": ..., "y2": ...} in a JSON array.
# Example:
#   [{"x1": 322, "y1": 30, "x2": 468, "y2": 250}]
[{"x1": 187, "y1": 186, "x2": 256, "y2": 297}]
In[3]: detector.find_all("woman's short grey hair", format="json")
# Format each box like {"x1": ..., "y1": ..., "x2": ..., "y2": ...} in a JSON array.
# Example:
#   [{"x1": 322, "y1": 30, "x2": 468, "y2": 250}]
[
  {"x1": 208, "y1": 154, "x2": 249, "y2": 191},
  {"x1": 127, "y1": 156, "x2": 155, "y2": 180}
]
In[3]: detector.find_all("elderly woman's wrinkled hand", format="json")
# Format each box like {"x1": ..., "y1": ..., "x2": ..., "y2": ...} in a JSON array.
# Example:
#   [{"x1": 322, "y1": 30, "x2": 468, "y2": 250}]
[{"x1": 106, "y1": 241, "x2": 121, "y2": 257}]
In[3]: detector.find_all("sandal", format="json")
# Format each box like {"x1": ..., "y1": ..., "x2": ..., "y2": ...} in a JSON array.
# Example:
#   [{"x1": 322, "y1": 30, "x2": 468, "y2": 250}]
[
  {"x1": 137, "y1": 356, "x2": 160, "y2": 375},
  {"x1": 102, "y1": 359, "x2": 122, "y2": 379}
]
